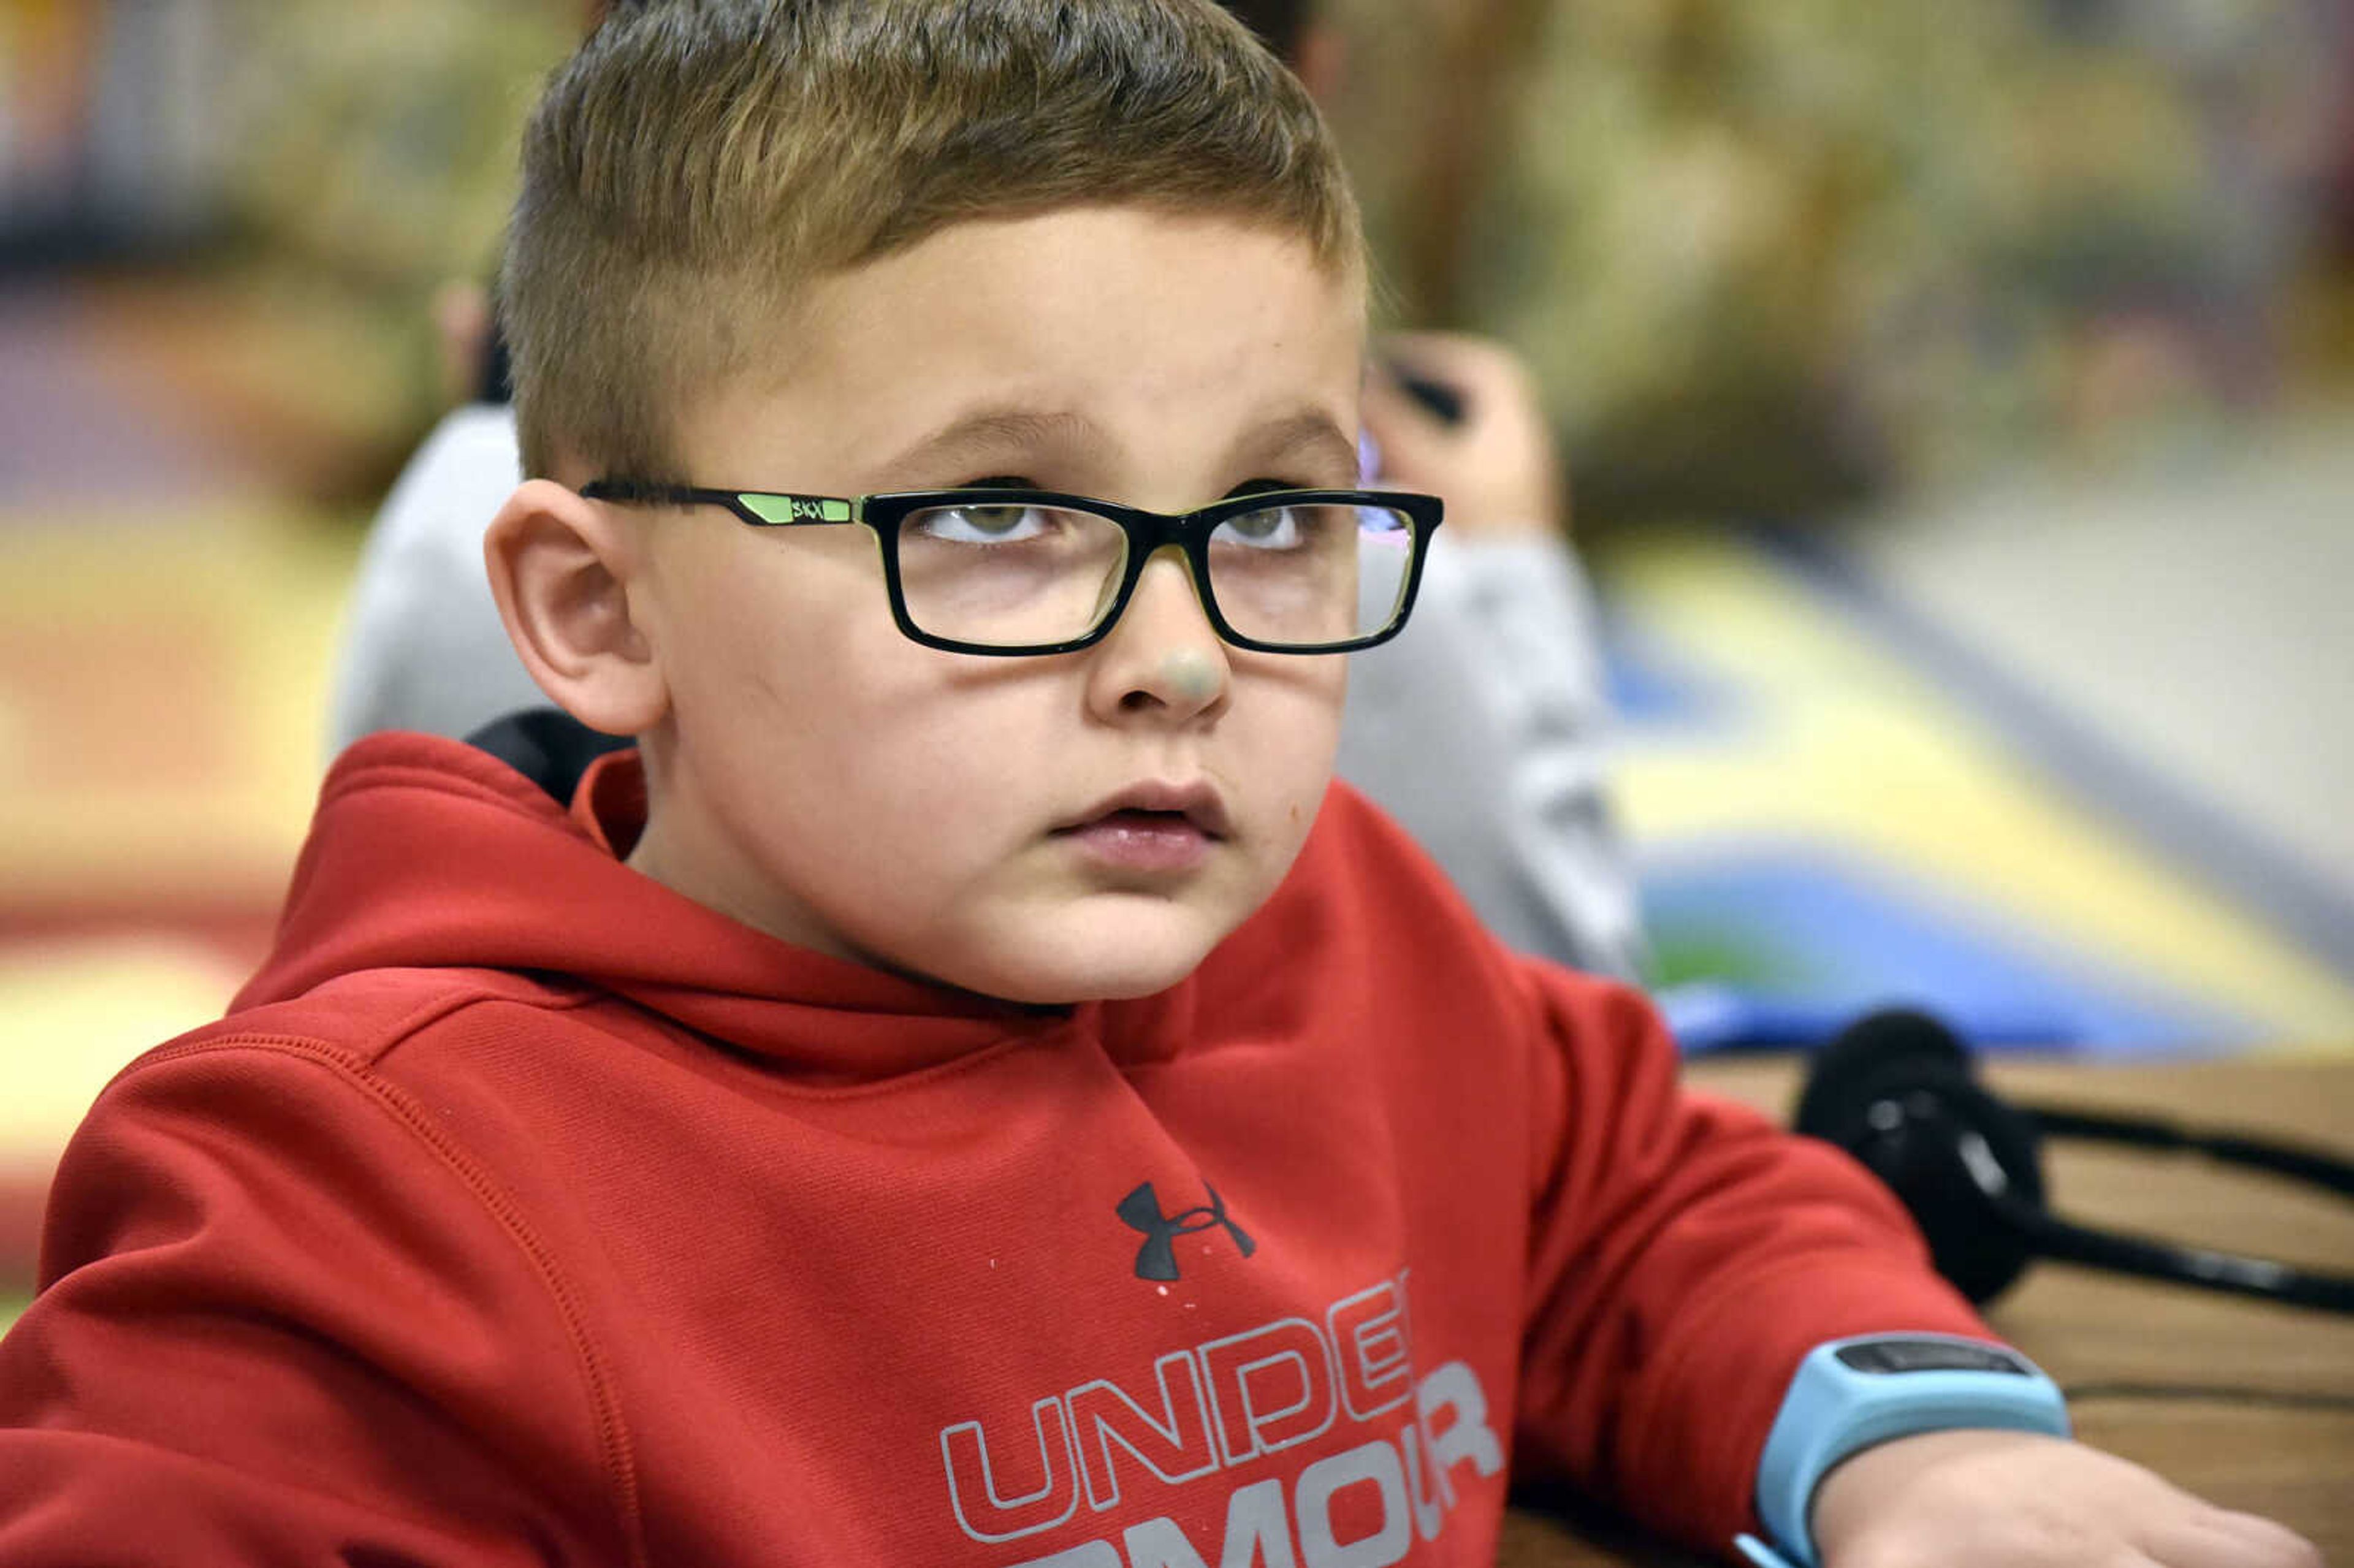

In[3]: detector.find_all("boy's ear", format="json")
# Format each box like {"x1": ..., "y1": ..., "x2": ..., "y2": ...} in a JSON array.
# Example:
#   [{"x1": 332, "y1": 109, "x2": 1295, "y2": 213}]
[{"x1": 484, "y1": 479, "x2": 669, "y2": 737}]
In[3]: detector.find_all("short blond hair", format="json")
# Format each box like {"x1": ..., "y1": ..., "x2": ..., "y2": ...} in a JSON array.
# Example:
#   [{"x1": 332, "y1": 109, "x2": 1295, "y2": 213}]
[{"x1": 504, "y1": 0, "x2": 1362, "y2": 481}]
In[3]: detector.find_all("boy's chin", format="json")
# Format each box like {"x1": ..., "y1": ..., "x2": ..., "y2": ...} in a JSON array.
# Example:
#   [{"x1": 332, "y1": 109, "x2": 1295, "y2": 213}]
[{"x1": 915, "y1": 899, "x2": 1239, "y2": 1007}]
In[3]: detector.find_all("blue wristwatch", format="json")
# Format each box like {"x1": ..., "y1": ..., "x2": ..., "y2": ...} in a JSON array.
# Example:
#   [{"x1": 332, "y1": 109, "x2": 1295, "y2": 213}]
[{"x1": 1733, "y1": 1333, "x2": 2070, "y2": 1568}]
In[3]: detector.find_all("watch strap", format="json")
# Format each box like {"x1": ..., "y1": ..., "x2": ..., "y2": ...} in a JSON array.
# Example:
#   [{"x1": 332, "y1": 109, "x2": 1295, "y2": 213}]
[{"x1": 1754, "y1": 1333, "x2": 2070, "y2": 1566}]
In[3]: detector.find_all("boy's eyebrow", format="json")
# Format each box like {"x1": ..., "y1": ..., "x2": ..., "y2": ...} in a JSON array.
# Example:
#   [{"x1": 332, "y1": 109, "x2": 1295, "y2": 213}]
[
  {"x1": 1236, "y1": 409, "x2": 1360, "y2": 480},
  {"x1": 874, "y1": 405, "x2": 1360, "y2": 485},
  {"x1": 878, "y1": 406, "x2": 1111, "y2": 476}
]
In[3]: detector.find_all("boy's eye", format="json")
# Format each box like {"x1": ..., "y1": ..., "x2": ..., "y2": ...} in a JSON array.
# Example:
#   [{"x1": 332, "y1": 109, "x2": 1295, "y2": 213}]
[
  {"x1": 1219, "y1": 504, "x2": 1304, "y2": 548},
  {"x1": 914, "y1": 501, "x2": 1051, "y2": 544}
]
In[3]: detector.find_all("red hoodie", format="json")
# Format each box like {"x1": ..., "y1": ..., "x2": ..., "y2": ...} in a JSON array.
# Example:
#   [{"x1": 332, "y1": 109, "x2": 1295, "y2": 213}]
[{"x1": 0, "y1": 733, "x2": 1986, "y2": 1566}]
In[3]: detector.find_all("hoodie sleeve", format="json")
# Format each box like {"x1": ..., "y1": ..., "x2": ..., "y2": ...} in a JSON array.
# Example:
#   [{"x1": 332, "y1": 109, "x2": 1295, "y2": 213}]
[
  {"x1": 1506, "y1": 964, "x2": 1995, "y2": 1554},
  {"x1": 0, "y1": 1036, "x2": 641, "y2": 1567}
]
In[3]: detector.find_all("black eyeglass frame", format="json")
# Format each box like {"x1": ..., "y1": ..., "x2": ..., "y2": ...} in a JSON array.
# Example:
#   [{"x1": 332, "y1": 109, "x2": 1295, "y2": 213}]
[{"x1": 579, "y1": 480, "x2": 1445, "y2": 657}]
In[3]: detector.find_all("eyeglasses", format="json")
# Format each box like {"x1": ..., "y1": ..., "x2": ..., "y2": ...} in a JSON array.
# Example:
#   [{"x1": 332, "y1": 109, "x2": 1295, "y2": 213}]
[{"x1": 579, "y1": 481, "x2": 1444, "y2": 657}]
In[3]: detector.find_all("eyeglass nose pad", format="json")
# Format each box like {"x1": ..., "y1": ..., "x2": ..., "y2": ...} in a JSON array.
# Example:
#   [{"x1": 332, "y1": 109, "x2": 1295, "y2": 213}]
[
  {"x1": 1089, "y1": 551, "x2": 1129, "y2": 625},
  {"x1": 1099, "y1": 544, "x2": 1229, "y2": 678},
  {"x1": 1122, "y1": 542, "x2": 1216, "y2": 626}
]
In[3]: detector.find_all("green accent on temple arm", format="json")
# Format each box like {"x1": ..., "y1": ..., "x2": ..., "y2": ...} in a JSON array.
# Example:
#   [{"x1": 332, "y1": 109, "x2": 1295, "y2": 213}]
[{"x1": 738, "y1": 493, "x2": 853, "y2": 525}]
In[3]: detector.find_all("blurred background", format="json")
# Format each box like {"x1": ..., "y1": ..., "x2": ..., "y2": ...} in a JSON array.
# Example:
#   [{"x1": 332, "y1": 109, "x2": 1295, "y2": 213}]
[{"x1": 3, "y1": 0, "x2": 2352, "y2": 1306}]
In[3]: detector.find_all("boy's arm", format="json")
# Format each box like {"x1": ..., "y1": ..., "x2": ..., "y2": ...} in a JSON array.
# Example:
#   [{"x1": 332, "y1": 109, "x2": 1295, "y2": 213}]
[
  {"x1": 0, "y1": 1038, "x2": 636, "y2": 1566},
  {"x1": 1508, "y1": 969, "x2": 2328, "y2": 1566},
  {"x1": 1506, "y1": 964, "x2": 1993, "y2": 1551}
]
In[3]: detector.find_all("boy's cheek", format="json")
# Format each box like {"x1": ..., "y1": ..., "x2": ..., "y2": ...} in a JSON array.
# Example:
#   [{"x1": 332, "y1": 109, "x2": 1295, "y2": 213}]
[{"x1": 1262, "y1": 671, "x2": 1348, "y2": 809}]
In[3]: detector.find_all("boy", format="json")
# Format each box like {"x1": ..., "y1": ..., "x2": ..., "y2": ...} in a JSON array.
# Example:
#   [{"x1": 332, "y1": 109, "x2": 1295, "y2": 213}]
[
  {"x1": 330, "y1": 0, "x2": 1644, "y2": 980},
  {"x1": 0, "y1": 4, "x2": 2319, "y2": 1566}
]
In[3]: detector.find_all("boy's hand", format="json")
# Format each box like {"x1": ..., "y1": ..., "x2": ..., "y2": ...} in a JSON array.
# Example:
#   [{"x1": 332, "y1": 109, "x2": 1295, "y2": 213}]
[
  {"x1": 1361, "y1": 331, "x2": 1566, "y2": 539},
  {"x1": 1809, "y1": 1429, "x2": 2323, "y2": 1567}
]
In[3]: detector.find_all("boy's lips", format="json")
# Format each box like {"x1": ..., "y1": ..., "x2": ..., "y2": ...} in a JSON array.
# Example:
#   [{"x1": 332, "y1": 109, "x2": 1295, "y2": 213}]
[
  {"x1": 1053, "y1": 782, "x2": 1231, "y2": 874},
  {"x1": 1055, "y1": 782, "x2": 1232, "y2": 840}
]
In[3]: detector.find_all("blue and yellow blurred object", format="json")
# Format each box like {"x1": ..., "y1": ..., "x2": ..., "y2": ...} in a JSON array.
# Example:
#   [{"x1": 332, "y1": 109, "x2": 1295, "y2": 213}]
[{"x1": 1598, "y1": 522, "x2": 2354, "y2": 1054}]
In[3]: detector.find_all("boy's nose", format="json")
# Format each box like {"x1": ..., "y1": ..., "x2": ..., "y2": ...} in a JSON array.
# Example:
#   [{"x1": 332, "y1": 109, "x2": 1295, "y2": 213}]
[{"x1": 1085, "y1": 548, "x2": 1231, "y2": 721}]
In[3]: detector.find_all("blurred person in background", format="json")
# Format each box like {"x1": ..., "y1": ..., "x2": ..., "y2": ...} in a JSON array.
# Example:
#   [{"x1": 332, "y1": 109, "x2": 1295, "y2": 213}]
[{"x1": 327, "y1": 0, "x2": 1646, "y2": 980}]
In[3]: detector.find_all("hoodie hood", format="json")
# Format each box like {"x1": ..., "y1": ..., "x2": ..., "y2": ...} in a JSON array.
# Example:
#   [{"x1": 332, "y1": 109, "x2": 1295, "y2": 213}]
[{"x1": 235, "y1": 731, "x2": 1202, "y2": 1079}]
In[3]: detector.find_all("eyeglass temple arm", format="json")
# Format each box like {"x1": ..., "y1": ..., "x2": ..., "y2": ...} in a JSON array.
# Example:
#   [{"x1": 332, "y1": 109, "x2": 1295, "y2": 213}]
[{"x1": 579, "y1": 481, "x2": 859, "y2": 527}]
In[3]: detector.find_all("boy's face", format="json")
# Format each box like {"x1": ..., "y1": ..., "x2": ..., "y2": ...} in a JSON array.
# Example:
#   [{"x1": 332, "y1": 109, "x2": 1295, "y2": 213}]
[{"x1": 618, "y1": 207, "x2": 1366, "y2": 1004}]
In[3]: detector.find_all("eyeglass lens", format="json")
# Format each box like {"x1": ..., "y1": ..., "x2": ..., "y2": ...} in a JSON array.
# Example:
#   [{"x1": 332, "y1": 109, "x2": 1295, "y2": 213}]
[{"x1": 892, "y1": 500, "x2": 1415, "y2": 649}]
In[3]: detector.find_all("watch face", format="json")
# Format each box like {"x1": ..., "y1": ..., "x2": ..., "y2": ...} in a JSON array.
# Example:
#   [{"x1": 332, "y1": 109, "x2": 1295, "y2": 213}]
[{"x1": 1834, "y1": 1338, "x2": 2035, "y2": 1377}]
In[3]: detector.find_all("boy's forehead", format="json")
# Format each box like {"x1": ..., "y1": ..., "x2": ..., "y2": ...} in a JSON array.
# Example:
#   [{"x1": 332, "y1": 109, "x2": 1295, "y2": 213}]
[
  {"x1": 691, "y1": 208, "x2": 1366, "y2": 485},
  {"x1": 803, "y1": 209, "x2": 1365, "y2": 362}
]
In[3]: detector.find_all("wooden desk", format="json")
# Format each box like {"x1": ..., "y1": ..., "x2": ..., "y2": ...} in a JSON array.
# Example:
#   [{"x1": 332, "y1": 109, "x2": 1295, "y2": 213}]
[{"x1": 1498, "y1": 1054, "x2": 2354, "y2": 1567}]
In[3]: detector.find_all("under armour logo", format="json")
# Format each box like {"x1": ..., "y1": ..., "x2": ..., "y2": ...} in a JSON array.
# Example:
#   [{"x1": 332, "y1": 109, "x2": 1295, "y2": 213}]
[{"x1": 1117, "y1": 1181, "x2": 1256, "y2": 1282}]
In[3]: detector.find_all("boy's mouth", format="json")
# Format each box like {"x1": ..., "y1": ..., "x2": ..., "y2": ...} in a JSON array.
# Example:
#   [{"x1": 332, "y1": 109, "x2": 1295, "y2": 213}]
[
  {"x1": 1053, "y1": 783, "x2": 1230, "y2": 873},
  {"x1": 1056, "y1": 783, "x2": 1232, "y2": 839}
]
